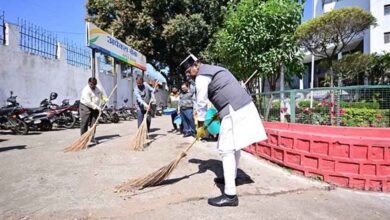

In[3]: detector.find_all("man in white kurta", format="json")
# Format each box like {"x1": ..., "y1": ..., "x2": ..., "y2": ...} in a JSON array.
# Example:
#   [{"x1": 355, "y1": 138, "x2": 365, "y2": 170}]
[{"x1": 180, "y1": 54, "x2": 267, "y2": 207}]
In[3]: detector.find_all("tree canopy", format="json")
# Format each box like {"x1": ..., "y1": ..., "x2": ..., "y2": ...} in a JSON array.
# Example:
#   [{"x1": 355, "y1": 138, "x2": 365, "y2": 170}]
[
  {"x1": 86, "y1": 0, "x2": 237, "y2": 80},
  {"x1": 296, "y1": 7, "x2": 376, "y2": 86},
  {"x1": 208, "y1": 0, "x2": 305, "y2": 91}
]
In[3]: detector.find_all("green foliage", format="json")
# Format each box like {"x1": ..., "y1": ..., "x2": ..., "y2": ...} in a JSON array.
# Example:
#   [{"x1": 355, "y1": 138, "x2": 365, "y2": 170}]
[
  {"x1": 297, "y1": 100, "x2": 319, "y2": 108},
  {"x1": 370, "y1": 52, "x2": 390, "y2": 85},
  {"x1": 209, "y1": 0, "x2": 304, "y2": 90},
  {"x1": 342, "y1": 108, "x2": 388, "y2": 127},
  {"x1": 296, "y1": 7, "x2": 377, "y2": 87},
  {"x1": 86, "y1": 0, "x2": 237, "y2": 78},
  {"x1": 340, "y1": 101, "x2": 380, "y2": 109},
  {"x1": 333, "y1": 52, "x2": 375, "y2": 85}
]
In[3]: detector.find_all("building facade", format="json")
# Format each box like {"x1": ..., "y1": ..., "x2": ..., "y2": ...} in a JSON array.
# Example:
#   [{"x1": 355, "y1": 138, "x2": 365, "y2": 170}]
[{"x1": 301, "y1": 0, "x2": 390, "y2": 88}]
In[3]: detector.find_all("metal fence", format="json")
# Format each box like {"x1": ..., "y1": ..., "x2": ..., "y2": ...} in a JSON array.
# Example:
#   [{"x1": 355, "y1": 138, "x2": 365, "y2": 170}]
[
  {"x1": 64, "y1": 41, "x2": 91, "y2": 70},
  {"x1": 255, "y1": 85, "x2": 390, "y2": 128},
  {"x1": 18, "y1": 18, "x2": 58, "y2": 59},
  {"x1": 0, "y1": 11, "x2": 4, "y2": 45}
]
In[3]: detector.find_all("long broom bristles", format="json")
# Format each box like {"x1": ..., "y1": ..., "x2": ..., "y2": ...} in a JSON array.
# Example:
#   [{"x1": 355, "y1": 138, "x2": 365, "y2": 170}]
[
  {"x1": 130, "y1": 116, "x2": 148, "y2": 151},
  {"x1": 115, "y1": 141, "x2": 196, "y2": 192},
  {"x1": 64, "y1": 85, "x2": 118, "y2": 153},
  {"x1": 64, "y1": 124, "x2": 96, "y2": 152}
]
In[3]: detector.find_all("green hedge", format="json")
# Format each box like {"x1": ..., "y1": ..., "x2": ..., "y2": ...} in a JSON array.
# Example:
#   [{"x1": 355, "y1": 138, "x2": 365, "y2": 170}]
[{"x1": 342, "y1": 108, "x2": 388, "y2": 127}]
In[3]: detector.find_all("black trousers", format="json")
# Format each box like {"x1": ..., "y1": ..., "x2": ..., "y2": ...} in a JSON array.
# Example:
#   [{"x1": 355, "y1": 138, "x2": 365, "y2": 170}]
[{"x1": 80, "y1": 104, "x2": 99, "y2": 135}]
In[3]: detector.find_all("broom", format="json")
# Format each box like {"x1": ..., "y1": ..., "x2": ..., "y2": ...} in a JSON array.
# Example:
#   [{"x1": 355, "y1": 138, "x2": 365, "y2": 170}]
[
  {"x1": 64, "y1": 85, "x2": 118, "y2": 153},
  {"x1": 130, "y1": 82, "x2": 159, "y2": 151},
  {"x1": 115, "y1": 72, "x2": 258, "y2": 191},
  {"x1": 115, "y1": 114, "x2": 219, "y2": 192},
  {"x1": 130, "y1": 100, "x2": 153, "y2": 151}
]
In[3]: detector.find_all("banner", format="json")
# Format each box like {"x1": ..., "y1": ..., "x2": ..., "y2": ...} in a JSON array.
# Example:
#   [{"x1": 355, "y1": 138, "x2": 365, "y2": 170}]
[{"x1": 86, "y1": 22, "x2": 147, "y2": 71}]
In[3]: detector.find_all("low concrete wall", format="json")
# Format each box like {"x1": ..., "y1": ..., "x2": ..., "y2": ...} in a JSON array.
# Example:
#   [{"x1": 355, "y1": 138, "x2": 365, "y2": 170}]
[{"x1": 245, "y1": 122, "x2": 390, "y2": 192}]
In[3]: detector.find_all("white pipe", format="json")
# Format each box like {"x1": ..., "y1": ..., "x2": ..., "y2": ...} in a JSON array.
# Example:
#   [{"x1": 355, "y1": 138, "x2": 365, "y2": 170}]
[{"x1": 310, "y1": 0, "x2": 317, "y2": 109}]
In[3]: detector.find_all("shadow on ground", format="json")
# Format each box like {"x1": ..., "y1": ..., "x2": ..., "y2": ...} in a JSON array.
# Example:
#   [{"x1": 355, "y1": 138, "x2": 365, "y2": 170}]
[
  {"x1": 0, "y1": 145, "x2": 27, "y2": 152},
  {"x1": 157, "y1": 158, "x2": 254, "y2": 193},
  {"x1": 95, "y1": 134, "x2": 121, "y2": 142}
]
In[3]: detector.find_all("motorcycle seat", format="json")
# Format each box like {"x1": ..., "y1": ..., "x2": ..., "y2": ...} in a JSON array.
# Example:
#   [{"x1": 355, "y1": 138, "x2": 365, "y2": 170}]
[
  {"x1": 0, "y1": 107, "x2": 15, "y2": 115},
  {"x1": 26, "y1": 107, "x2": 46, "y2": 114}
]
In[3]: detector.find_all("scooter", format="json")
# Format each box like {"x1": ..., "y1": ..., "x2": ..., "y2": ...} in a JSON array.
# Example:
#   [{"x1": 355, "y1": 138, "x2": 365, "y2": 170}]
[{"x1": 0, "y1": 91, "x2": 29, "y2": 135}]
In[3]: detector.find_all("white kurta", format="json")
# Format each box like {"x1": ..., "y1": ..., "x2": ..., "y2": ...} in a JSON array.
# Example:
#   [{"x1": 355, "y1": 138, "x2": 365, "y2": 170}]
[
  {"x1": 217, "y1": 102, "x2": 267, "y2": 152},
  {"x1": 195, "y1": 74, "x2": 267, "y2": 152}
]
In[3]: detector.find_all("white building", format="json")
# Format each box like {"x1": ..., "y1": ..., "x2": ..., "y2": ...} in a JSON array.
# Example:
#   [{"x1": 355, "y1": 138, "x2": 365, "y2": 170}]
[{"x1": 300, "y1": 0, "x2": 390, "y2": 88}]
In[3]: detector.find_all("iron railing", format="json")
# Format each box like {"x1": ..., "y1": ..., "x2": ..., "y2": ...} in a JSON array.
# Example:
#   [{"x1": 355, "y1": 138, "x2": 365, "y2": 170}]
[
  {"x1": 65, "y1": 41, "x2": 91, "y2": 70},
  {"x1": 0, "y1": 11, "x2": 4, "y2": 45},
  {"x1": 255, "y1": 85, "x2": 390, "y2": 128},
  {"x1": 18, "y1": 18, "x2": 58, "y2": 59}
]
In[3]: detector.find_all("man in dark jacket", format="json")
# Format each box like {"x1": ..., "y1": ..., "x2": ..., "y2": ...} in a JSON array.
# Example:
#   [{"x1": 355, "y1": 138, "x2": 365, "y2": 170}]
[{"x1": 180, "y1": 54, "x2": 267, "y2": 207}]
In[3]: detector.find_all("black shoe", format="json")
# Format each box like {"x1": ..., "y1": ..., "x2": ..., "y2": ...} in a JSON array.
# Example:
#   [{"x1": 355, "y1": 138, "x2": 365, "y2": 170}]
[
  {"x1": 183, "y1": 133, "x2": 191, "y2": 137},
  {"x1": 91, "y1": 138, "x2": 99, "y2": 145},
  {"x1": 214, "y1": 177, "x2": 238, "y2": 185},
  {"x1": 208, "y1": 194, "x2": 239, "y2": 207}
]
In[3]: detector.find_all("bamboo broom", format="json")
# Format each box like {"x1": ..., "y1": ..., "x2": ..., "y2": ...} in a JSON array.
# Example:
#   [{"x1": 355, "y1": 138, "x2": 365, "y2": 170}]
[
  {"x1": 115, "y1": 114, "x2": 219, "y2": 192},
  {"x1": 130, "y1": 82, "x2": 159, "y2": 151},
  {"x1": 115, "y1": 71, "x2": 258, "y2": 191},
  {"x1": 64, "y1": 85, "x2": 118, "y2": 153}
]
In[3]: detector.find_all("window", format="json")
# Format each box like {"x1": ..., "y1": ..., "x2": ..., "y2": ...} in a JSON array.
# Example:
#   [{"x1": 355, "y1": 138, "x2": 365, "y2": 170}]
[
  {"x1": 385, "y1": 5, "x2": 390, "y2": 15},
  {"x1": 385, "y1": 32, "x2": 390, "y2": 44}
]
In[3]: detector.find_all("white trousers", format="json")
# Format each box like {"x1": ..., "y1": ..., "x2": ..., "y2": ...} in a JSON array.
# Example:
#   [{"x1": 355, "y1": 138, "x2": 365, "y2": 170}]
[{"x1": 221, "y1": 150, "x2": 241, "y2": 195}]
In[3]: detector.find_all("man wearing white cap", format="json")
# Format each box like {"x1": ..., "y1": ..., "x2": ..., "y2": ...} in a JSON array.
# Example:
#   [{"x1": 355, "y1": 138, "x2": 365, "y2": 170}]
[{"x1": 180, "y1": 54, "x2": 267, "y2": 207}]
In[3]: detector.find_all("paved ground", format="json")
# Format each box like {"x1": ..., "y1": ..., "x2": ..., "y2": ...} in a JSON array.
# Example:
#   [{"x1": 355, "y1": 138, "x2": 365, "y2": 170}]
[{"x1": 0, "y1": 116, "x2": 389, "y2": 220}]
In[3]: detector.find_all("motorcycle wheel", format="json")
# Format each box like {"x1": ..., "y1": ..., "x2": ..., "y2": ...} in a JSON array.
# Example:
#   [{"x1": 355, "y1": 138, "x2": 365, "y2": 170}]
[
  {"x1": 99, "y1": 114, "x2": 108, "y2": 124},
  {"x1": 39, "y1": 120, "x2": 53, "y2": 131},
  {"x1": 11, "y1": 119, "x2": 29, "y2": 135},
  {"x1": 123, "y1": 112, "x2": 131, "y2": 121},
  {"x1": 111, "y1": 113, "x2": 120, "y2": 123},
  {"x1": 61, "y1": 112, "x2": 76, "y2": 129}
]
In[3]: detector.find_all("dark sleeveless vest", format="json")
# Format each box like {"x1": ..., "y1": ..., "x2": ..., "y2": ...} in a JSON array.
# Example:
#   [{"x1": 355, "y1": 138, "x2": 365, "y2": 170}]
[{"x1": 198, "y1": 64, "x2": 252, "y2": 118}]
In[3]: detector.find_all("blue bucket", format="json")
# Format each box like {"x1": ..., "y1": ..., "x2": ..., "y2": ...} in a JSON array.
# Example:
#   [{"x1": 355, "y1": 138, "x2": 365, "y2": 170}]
[
  {"x1": 205, "y1": 108, "x2": 220, "y2": 135},
  {"x1": 174, "y1": 115, "x2": 182, "y2": 125},
  {"x1": 163, "y1": 108, "x2": 177, "y2": 115}
]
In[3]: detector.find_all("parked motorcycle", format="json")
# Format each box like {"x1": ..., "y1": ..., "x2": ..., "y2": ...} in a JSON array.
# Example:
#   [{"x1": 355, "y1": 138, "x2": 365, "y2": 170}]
[
  {"x1": 47, "y1": 98, "x2": 76, "y2": 129},
  {"x1": 24, "y1": 92, "x2": 57, "y2": 131},
  {"x1": 116, "y1": 98, "x2": 136, "y2": 121},
  {"x1": 99, "y1": 105, "x2": 120, "y2": 124},
  {"x1": 0, "y1": 91, "x2": 29, "y2": 135},
  {"x1": 62, "y1": 99, "x2": 80, "y2": 127}
]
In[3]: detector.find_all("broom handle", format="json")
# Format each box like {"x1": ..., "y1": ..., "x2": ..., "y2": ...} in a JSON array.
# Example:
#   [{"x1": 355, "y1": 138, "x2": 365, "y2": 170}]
[
  {"x1": 143, "y1": 81, "x2": 160, "y2": 116},
  {"x1": 182, "y1": 113, "x2": 220, "y2": 154},
  {"x1": 244, "y1": 70, "x2": 258, "y2": 85},
  {"x1": 93, "y1": 84, "x2": 118, "y2": 127}
]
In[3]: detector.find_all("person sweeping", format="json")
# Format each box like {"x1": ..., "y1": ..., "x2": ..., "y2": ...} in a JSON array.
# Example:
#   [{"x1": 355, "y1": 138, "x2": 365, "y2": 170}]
[
  {"x1": 79, "y1": 77, "x2": 107, "y2": 145},
  {"x1": 134, "y1": 75, "x2": 154, "y2": 132},
  {"x1": 180, "y1": 54, "x2": 267, "y2": 207}
]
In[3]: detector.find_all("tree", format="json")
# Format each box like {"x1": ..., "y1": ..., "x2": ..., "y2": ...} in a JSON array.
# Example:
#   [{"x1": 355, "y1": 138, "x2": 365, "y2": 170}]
[
  {"x1": 371, "y1": 52, "x2": 390, "y2": 85},
  {"x1": 209, "y1": 0, "x2": 305, "y2": 92},
  {"x1": 327, "y1": 52, "x2": 375, "y2": 86},
  {"x1": 296, "y1": 7, "x2": 377, "y2": 87},
  {"x1": 86, "y1": 0, "x2": 237, "y2": 83}
]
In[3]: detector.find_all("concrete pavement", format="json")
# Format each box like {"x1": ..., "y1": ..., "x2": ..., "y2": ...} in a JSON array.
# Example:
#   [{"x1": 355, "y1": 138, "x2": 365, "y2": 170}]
[{"x1": 0, "y1": 116, "x2": 389, "y2": 219}]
